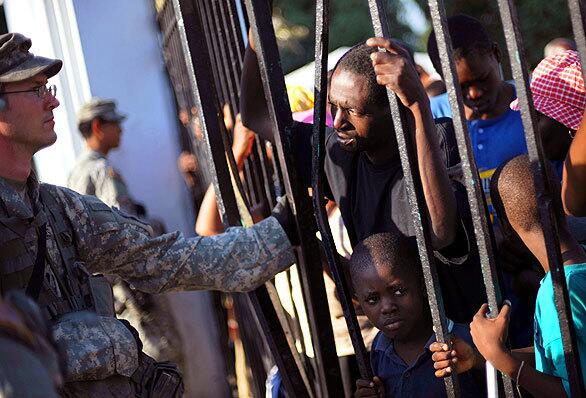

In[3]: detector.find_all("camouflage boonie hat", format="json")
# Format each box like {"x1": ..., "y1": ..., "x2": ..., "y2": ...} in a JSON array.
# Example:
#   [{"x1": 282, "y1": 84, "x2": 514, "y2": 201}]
[
  {"x1": 77, "y1": 97, "x2": 127, "y2": 125},
  {"x1": 0, "y1": 33, "x2": 62, "y2": 83}
]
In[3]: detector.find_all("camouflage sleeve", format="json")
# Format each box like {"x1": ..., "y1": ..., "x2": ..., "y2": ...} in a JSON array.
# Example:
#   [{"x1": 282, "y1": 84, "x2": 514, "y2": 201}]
[{"x1": 55, "y1": 188, "x2": 295, "y2": 293}]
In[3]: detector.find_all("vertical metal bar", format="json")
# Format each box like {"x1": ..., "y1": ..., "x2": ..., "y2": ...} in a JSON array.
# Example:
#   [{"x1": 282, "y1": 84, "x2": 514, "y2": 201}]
[
  {"x1": 244, "y1": 0, "x2": 345, "y2": 396},
  {"x1": 425, "y1": 1, "x2": 515, "y2": 396},
  {"x1": 172, "y1": 1, "x2": 312, "y2": 396},
  {"x1": 311, "y1": 0, "x2": 374, "y2": 380},
  {"x1": 196, "y1": 0, "x2": 253, "y2": 211},
  {"x1": 366, "y1": 0, "x2": 459, "y2": 396},
  {"x1": 568, "y1": 0, "x2": 586, "y2": 79},
  {"x1": 496, "y1": 1, "x2": 585, "y2": 395}
]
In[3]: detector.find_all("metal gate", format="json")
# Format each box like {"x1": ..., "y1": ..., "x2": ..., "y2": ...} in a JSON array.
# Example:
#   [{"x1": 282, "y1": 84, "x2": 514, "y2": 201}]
[{"x1": 155, "y1": 0, "x2": 586, "y2": 396}]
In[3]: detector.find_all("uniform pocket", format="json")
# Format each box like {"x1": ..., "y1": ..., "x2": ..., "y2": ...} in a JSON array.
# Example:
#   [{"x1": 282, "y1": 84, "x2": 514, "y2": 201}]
[{"x1": 53, "y1": 311, "x2": 139, "y2": 382}]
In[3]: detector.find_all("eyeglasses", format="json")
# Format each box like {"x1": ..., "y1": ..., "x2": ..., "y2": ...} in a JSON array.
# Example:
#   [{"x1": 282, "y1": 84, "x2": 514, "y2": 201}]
[{"x1": 1, "y1": 84, "x2": 57, "y2": 99}]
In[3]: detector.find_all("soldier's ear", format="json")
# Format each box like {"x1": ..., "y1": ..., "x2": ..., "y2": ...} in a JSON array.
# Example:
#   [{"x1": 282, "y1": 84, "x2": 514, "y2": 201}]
[{"x1": 91, "y1": 118, "x2": 102, "y2": 137}]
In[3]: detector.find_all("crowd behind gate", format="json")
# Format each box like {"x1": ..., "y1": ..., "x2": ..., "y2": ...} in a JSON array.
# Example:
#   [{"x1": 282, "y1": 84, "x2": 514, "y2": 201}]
[{"x1": 1, "y1": 6, "x2": 586, "y2": 398}]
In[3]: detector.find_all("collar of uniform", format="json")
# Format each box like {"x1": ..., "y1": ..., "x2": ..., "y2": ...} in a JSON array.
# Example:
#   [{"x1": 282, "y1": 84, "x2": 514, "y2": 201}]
[
  {"x1": 0, "y1": 169, "x2": 41, "y2": 221},
  {"x1": 372, "y1": 318, "x2": 455, "y2": 353},
  {"x1": 83, "y1": 148, "x2": 107, "y2": 160}
]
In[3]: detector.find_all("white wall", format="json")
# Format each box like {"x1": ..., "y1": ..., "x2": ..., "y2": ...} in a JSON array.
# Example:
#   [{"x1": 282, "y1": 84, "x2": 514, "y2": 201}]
[
  {"x1": 71, "y1": 0, "x2": 192, "y2": 234},
  {"x1": 4, "y1": 0, "x2": 88, "y2": 186},
  {"x1": 4, "y1": 0, "x2": 193, "y2": 235}
]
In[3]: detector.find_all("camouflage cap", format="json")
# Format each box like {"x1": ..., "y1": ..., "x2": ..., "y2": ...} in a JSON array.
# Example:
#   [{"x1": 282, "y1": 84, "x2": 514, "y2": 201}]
[
  {"x1": 0, "y1": 33, "x2": 62, "y2": 83},
  {"x1": 77, "y1": 97, "x2": 127, "y2": 125}
]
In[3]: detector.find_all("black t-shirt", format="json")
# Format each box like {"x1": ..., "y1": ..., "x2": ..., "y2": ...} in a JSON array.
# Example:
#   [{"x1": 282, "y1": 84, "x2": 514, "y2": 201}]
[{"x1": 292, "y1": 117, "x2": 486, "y2": 322}]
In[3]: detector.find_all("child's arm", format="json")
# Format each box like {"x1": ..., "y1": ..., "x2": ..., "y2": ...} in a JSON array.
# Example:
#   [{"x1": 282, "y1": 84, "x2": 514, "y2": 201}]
[
  {"x1": 355, "y1": 376, "x2": 384, "y2": 398},
  {"x1": 470, "y1": 303, "x2": 567, "y2": 397}
]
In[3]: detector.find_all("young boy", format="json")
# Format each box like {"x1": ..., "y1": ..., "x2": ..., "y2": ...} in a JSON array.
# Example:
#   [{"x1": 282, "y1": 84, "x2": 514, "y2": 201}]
[
  {"x1": 350, "y1": 232, "x2": 484, "y2": 397},
  {"x1": 431, "y1": 155, "x2": 586, "y2": 397}
]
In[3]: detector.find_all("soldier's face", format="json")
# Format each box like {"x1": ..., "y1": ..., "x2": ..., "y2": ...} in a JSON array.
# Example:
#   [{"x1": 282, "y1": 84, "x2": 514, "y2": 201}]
[
  {"x1": 0, "y1": 74, "x2": 60, "y2": 153},
  {"x1": 101, "y1": 121, "x2": 123, "y2": 149}
]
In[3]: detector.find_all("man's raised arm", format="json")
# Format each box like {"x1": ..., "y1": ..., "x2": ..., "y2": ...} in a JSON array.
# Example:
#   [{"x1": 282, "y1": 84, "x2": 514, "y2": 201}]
[
  {"x1": 240, "y1": 32, "x2": 274, "y2": 143},
  {"x1": 367, "y1": 37, "x2": 458, "y2": 249}
]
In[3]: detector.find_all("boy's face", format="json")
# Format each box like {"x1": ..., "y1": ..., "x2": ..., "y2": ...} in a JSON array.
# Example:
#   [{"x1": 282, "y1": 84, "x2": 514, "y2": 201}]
[
  {"x1": 455, "y1": 50, "x2": 502, "y2": 119},
  {"x1": 354, "y1": 262, "x2": 428, "y2": 341}
]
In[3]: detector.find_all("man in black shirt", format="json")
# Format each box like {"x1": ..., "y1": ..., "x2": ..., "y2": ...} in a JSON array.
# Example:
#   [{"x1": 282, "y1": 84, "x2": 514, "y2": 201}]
[{"x1": 241, "y1": 36, "x2": 485, "y2": 322}]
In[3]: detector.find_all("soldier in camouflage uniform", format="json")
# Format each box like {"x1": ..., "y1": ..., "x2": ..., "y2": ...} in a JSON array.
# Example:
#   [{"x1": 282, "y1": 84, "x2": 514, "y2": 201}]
[
  {"x1": 0, "y1": 32, "x2": 296, "y2": 397},
  {"x1": 67, "y1": 98, "x2": 134, "y2": 214},
  {"x1": 67, "y1": 98, "x2": 185, "y2": 369}
]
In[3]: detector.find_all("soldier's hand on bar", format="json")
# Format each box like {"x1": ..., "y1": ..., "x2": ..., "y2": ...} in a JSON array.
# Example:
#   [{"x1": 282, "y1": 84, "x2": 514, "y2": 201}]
[
  {"x1": 355, "y1": 376, "x2": 384, "y2": 398},
  {"x1": 366, "y1": 37, "x2": 427, "y2": 110},
  {"x1": 430, "y1": 335, "x2": 479, "y2": 378},
  {"x1": 470, "y1": 301, "x2": 511, "y2": 368}
]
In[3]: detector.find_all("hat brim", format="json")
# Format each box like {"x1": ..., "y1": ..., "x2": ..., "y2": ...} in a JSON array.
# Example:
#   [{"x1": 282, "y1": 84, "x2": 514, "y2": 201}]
[
  {"x1": 0, "y1": 55, "x2": 62, "y2": 83},
  {"x1": 510, "y1": 95, "x2": 583, "y2": 130},
  {"x1": 533, "y1": 95, "x2": 583, "y2": 130},
  {"x1": 101, "y1": 110, "x2": 127, "y2": 123}
]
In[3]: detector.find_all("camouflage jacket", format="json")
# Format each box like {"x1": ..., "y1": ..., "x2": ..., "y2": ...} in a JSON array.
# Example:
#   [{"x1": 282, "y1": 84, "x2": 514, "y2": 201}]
[
  {"x1": 0, "y1": 172, "x2": 295, "y2": 383},
  {"x1": 67, "y1": 148, "x2": 135, "y2": 214}
]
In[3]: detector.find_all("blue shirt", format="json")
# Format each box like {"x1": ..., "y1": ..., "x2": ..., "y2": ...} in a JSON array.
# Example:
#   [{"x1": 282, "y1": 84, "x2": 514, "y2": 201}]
[
  {"x1": 370, "y1": 320, "x2": 484, "y2": 397},
  {"x1": 429, "y1": 90, "x2": 528, "y2": 222},
  {"x1": 534, "y1": 262, "x2": 586, "y2": 396}
]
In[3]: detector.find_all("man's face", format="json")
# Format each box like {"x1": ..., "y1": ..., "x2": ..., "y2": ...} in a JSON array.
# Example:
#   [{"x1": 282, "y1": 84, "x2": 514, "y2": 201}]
[
  {"x1": 354, "y1": 262, "x2": 427, "y2": 341},
  {"x1": 99, "y1": 120, "x2": 123, "y2": 150},
  {"x1": 455, "y1": 51, "x2": 502, "y2": 119},
  {"x1": 0, "y1": 74, "x2": 60, "y2": 153},
  {"x1": 329, "y1": 69, "x2": 392, "y2": 153}
]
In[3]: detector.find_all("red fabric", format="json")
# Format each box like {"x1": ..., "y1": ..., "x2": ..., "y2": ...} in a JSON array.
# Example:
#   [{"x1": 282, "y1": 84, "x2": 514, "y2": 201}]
[{"x1": 510, "y1": 50, "x2": 585, "y2": 130}]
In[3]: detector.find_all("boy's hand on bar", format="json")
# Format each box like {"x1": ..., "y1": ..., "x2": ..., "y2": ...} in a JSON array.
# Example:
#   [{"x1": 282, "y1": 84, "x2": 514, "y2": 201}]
[
  {"x1": 430, "y1": 335, "x2": 479, "y2": 377},
  {"x1": 355, "y1": 376, "x2": 384, "y2": 397},
  {"x1": 470, "y1": 302, "x2": 511, "y2": 369},
  {"x1": 366, "y1": 37, "x2": 427, "y2": 111}
]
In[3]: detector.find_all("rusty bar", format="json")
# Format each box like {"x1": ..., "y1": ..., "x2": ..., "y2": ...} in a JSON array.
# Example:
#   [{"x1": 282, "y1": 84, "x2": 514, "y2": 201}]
[
  {"x1": 172, "y1": 1, "x2": 312, "y2": 395},
  {"x1": 311, "y1": 0, "x2": 374, "y2": 381},
  {"x1": 244, "y1": 0, "x2": 345, "y2": 395},
  {"x1": 367, "y1": 0, "x2": 459, "y2": 396},
  {"x1": 425, "y1": 0, "x2": 515, "y2": 395},
  {"x1": 568, "y1": 0, "x2": 586, "y2": 80},
  {"x1": 496, "y1": 0, "x2": 585, "y2": 395}
]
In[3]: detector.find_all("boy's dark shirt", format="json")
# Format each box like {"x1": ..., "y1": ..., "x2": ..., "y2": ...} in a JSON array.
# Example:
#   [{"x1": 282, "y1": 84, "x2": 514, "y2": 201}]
[
  {"x1": 290, "y1": 118, "x2": 485, "y2": 322},
  {"x1": 370, "y1": 321, "x2": 485, "y2": 397}
]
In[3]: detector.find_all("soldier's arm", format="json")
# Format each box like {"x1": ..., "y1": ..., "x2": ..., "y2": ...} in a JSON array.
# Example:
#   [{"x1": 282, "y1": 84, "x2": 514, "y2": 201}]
[{"x1": 56, "y1": 188, "x2": 295, "y2": 293}]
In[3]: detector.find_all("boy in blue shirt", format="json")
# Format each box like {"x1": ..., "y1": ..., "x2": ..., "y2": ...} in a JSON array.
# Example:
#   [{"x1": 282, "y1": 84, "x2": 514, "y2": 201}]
[
  {"x1": 350, "y1": 232, "x2": 484, "y2": 397},
  {"x1": 431, "y1": 155, "x2": 586, "y2": 397},
  {"x1": 427, "y1": 15, "x2": 527, "y2": 222}
]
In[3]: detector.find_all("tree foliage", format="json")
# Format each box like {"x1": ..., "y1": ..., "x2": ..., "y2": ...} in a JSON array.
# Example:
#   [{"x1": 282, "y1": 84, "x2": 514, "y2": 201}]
[
  {"x1": 273, "y1": 0, "x2": 575, "y2": 74},
  {"x1": 412, "y1": 0, "x2": 573, "y2": 71},
  {"x1": 274, "y1": 0, "x2": 417, "y2": 73}
]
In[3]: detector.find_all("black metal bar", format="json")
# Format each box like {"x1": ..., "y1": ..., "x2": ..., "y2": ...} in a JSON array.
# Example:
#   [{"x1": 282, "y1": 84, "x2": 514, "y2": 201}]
[
  {"x1": 172, "y1": 2, "x2": 312, "y2": 396},
  {"x1": 196, "y1": 0, "x2": 253, "y2": 211},
  {"x1": 311, "y1": 0, "x2": 374, "y2": 381},
  {"x1": 496, "y1": 0, "x2": 585, "y2": 396},
  {"x1": 244, "y1": 0, "x2": 345, "y2": 396},
  {"x1": 568, "y1": 0, "x2": 586, "y2": 80},
  {"x1": 366, "y1": 0, "x2": 459, "y2": 396},
  {"x1": 424, "y1": 0, "x2": 515, "y2": 395}
]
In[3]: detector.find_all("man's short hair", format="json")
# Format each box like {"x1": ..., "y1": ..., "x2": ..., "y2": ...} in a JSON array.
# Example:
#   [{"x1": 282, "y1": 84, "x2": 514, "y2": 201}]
[
  {"x1": 332, "y1": 41, "x2": 415, "y2": 109},
  {"x1": 78, "y1": 120, "x2": 94, "y2": 139},
  {"x1": 490, "y1": 154, "x2": 564, "y2": 233},
  {"x1": 349, "y1": 232, "x2": 423, "y2": 287},
  {"x1": 427, "y1": 14, "x2": 494, "y2": 78}
]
